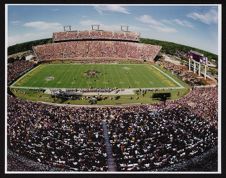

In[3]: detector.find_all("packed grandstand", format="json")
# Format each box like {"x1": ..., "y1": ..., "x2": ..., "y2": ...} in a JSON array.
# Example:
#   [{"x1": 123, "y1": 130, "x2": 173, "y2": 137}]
[
  {"x1": 52, "y1": 30, "x2": 140, "y2": 42},
  {"x1": 33, "y1": 30, "x2": 161, "y2": 62},
  {"x1": 7, "y1": 28, "x2": 218, "y2": 172}
]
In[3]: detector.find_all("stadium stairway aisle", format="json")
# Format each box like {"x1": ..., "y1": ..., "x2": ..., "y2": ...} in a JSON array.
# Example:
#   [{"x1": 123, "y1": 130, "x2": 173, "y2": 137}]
[{"x1": 102, "y1": 120, "x2": 117, "y2": 172}]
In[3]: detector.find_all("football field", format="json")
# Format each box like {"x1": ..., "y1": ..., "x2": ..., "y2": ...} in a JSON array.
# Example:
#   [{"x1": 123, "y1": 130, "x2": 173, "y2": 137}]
[{"x1": 12, "y1": 63, "x2": 184, "y2": 89}]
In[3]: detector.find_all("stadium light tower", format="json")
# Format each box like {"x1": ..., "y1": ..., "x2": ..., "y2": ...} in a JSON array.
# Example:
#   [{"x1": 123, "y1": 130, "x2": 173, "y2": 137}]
[
  {"x1": 64, "y1": 25, "x2": 71, "y2": 32},
  {"x1": 91, "y1": 24, "x2": 100, "y2": 31},
  {"x1": 121, "y1": 25, "x2": 129, "y2": 32}
]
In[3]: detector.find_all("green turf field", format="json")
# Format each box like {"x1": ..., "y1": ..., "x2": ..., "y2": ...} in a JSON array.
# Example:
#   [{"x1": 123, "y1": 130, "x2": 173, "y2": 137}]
[{"x1": 12, "y1": 64, "x2": 184, "y2": 89}]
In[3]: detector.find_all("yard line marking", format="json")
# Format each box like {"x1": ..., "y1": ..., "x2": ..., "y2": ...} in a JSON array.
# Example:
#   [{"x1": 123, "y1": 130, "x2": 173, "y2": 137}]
[
  {"x1": 76, "y1": 64, "x2": 82, "y2": 88},
  {"x1": 110, "y1": 65, "x2": 116, "y2": 88},
  {"x1": 103, "y1": 65, "x2": 106, "y2": 89},
  {"x1": 151, "y1": 65, "x2": 184, "y2": 88},
  {"x1": 120, "y1": 65, "x2": 132, "y2": 88},
  {"x1": 135, "y1": 66, "x2": 154, "y2": 88}
]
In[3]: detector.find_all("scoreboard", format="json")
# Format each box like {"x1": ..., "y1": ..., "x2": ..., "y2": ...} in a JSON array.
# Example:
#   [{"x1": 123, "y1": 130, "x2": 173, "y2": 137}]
[
  {"x1": 188, "y1": 50, "x2": 208, "y2": 64},
  {"x1": 199, "y1": 56, "x2": 208, "y2": 64}
]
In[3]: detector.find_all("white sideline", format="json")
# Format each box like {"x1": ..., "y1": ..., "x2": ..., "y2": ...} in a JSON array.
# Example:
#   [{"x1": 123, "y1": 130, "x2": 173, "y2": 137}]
[
  {"x1": 10, "y1": 65, "x2": 42, "y2": 87},
  {"x1": 151, "y1": 65, "x2": 184, "y2": 88},
  {"x1": 10, "y1": 86, "x2": 184, "y2": 91}
]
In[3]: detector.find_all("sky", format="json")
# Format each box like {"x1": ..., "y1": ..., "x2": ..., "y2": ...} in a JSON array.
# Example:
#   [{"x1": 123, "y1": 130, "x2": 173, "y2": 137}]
[{"x1": 7, "y1": 5, "x2": 219, "y2": 54}]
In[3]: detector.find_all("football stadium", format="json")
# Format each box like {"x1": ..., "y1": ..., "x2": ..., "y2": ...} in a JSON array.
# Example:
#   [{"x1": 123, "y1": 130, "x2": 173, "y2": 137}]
[
  {"x1": 7, "y1": 5, "x2": 219, "y2": 173},
  {"x1": 9, "y1": 29, "x2": 191, "y2": 105}
]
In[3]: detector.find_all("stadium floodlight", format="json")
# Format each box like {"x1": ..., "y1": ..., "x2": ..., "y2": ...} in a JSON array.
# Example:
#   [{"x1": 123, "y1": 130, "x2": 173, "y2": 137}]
[
  {"x1": 91, "y1": 24, "x2": 100, "y2": 31},
  {"x1": 121, "y1": 25, "x2": 129, "y2": 32},
  {"x1": 64, "y1": 25, "x2": 71, "y2": 32}
]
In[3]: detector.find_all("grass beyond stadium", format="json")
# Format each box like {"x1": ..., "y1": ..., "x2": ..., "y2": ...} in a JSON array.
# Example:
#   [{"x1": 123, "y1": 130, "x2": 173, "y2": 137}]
[{"x1": 12, "y1": 63, "x2": 184, "y2": 89}]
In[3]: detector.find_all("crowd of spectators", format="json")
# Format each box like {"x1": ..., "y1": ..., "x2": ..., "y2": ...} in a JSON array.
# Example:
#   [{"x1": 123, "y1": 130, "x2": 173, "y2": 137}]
[
  {"x1": 33, "y1": 41, "x2": 161, "y2": 62},
  {"x1": 8, "y1": 95, "x2": 109, "y2": 171},
  {"x1": 53, "y1": 31, "x2": 140, "y2": 42},
  {"x1": 7, "y1": 85, "x2": 218, "y2": 171},
  {"x1": 172, "y1": 87, "x2": 218, "y2": 127},
  {"x1": 7, "y1": 60, "x2": 35, "y2": 84},
  {"x1": 107, "y1": 106, "x2": 217, "y2": 171},
  {"x1": 156, "y1": 60, "x2": 204, "y2": 86}
]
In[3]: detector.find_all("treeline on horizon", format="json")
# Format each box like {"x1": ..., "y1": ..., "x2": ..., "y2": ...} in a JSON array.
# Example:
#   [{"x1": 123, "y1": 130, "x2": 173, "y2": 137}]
[
  {"x1": 140, "y1": 38, "x2": 218, "y2": 62},
  {"x1": 8, "y1": 38, "x2": 52, "y2": 56},
  {"x1": 8, "y1": 37, "x2": 217, "y2": 62}
]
